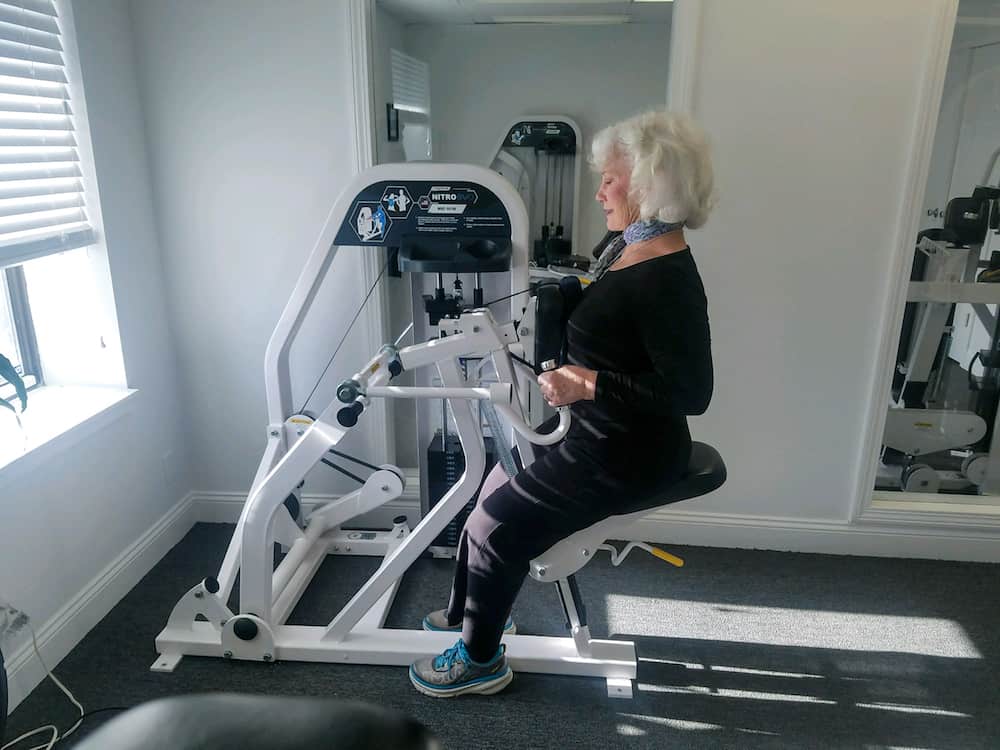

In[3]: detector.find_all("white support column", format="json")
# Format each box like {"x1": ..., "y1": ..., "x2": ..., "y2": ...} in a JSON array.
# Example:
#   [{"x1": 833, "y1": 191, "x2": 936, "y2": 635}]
[
  {"x1": 240, "y1": 414, "x2": 350, "y2": 622},
  {"x1": 217, "y1": 435, "x2": 287, "y2": 600}
]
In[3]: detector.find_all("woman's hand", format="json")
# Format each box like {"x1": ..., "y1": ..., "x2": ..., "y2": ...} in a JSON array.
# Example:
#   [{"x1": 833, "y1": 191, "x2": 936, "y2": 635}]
[{"x1": 537, "y1": 366, "x2": 597, "y2": 407}]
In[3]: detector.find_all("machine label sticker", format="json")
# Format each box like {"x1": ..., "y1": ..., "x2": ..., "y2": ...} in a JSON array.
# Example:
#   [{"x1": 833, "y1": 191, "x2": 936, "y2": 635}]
[
  {"x1": 418, "y1": 186, "x2": 478, "y2": 216},
  {"x1": 350, "y1": 202, "x2": 391, "y2": 242},
  {"x1": 417, "y1": 215, "x2": 459, "y2": 233},
  {"x1": 380, "y1": 186, "x2": 414, "y2": 218},
  {"x1": 334, "y1": 180, "x2": 510, "y2": 246},
  {"x1": 502, "y1": 120, "x2": 576, "y2": 151}
]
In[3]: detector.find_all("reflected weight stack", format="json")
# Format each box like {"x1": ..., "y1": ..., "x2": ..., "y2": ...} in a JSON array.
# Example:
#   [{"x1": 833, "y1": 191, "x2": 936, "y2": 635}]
[{"x1": 427, "y1": 432, "x2": 497, "y2": 550}]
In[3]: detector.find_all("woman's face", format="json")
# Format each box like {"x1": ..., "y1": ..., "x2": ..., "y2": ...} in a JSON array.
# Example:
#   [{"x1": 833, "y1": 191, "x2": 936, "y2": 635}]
[{"x1": 596, "y1": 155, "x2": 636, "y2": 232}]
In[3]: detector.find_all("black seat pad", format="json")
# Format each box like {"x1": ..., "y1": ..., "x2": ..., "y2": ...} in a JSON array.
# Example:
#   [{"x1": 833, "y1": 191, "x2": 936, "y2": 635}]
[{"x1": 656, "y1": 441, "x2": 727, "y2": 505}]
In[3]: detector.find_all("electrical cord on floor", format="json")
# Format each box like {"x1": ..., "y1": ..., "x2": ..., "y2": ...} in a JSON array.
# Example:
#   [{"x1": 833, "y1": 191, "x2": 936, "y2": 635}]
[
  {"x1": 53, "y1": 707, "x2": 129, "y2": 747},
  {"x1": 2, "y1": 624, "x2": 83, "y2": 750}
]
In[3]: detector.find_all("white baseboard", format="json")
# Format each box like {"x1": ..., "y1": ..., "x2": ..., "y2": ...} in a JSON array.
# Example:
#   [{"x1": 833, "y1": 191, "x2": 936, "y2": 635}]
[
  {"x1": 5, "y1": 492, "x2": 198, "y2": 711},
  {"x1": 629, "y1": 507, "x2": 1000, "y2": 563}
]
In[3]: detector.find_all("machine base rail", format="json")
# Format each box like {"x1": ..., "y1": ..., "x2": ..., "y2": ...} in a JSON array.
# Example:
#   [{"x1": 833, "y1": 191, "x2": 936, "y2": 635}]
[{"x1": 154, "y1": 625, "x2": 637, "y2": 680}]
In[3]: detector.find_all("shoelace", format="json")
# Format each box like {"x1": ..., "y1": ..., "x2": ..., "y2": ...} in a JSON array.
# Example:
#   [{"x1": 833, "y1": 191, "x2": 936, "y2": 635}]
[{"x1": 434, "y1": 640, "x2": 467, "y2": 671}]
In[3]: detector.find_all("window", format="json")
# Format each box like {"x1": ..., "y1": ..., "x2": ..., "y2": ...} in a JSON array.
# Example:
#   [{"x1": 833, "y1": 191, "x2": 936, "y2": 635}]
[
  {"x1": 390, "y1": 48, "x2": 432, "y2": 161},
  {"x1": 0, "y1": 0, "x2": 128, "y2": 470},
  {"x1": 0, "y1": 0, "x2": 95, "y2": 401},
  {"x1": 0, "y1": 264, "x2": 39, "y2": 395},
  {"x1": 390, "y1": 48, "x2": 429, "y2": 116}
]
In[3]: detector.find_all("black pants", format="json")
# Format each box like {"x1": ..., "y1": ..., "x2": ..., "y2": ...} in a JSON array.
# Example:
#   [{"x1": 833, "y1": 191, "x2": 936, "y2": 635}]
[{"x1": 445, "y1": 426, "x2": 689, "y2": 662}]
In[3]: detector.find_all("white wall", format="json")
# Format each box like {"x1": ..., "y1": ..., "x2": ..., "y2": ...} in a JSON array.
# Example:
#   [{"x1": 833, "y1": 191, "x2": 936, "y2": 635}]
[
  {"x1": 130, "y1": 0, "x2": 376, "y2": 496},
  {"x1": 924, "y1": 46, "x2": 973, "y2": 224},
  {"x1": 949, "y1": 42, "x2": 1000, "y2": 198},
  {"x1": 1, "y1": 0, "x2": 189, "y2": 700},
  {"x1": 407, "y1": 23, "x2": 671, "y2": 254},
  {"x1": 669, "y1": 0, "x2": 954, "y2": 525},
  {"x1": 923, "y1": 1, "x2": 1000, "y2": 223}
]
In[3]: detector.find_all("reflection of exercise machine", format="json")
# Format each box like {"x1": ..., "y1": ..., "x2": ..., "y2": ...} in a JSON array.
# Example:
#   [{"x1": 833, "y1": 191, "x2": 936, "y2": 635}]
[
  {"x1": 487, "y1": 116, "x2": 589, "y2": 271},
  {"x1": 879, "y1": 177, "x2": 1000, "y2": 494},
  {"x1": 153, "y1": 163, "x2": 726, "y2": 698}
]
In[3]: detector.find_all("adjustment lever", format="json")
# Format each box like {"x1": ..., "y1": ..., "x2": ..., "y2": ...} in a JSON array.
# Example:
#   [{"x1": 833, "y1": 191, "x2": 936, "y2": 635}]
[{"x1": 598, "y1": 541, "x2": 684, "y2": 568}]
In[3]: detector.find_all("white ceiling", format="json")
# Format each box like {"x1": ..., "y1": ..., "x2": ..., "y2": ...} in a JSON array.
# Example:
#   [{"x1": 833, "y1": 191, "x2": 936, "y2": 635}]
[{"x1": 377, "y1": 0, "x2": 674, "y2": 26}]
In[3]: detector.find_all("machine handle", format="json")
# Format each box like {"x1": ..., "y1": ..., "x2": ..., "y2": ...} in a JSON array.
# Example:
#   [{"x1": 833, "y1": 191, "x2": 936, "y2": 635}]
[
  {"x1": 494, "y1": 402, "x2": 570, "y2": 446},
  {"x1": 336, "y1": 401, "x2": 365, "y2": 428}
]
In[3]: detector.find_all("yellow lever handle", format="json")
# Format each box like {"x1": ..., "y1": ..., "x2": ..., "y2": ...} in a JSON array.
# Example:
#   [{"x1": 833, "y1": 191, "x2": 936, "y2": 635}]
[{"x1": 648, "y1": 546, "x2": 684, "y2": 567}]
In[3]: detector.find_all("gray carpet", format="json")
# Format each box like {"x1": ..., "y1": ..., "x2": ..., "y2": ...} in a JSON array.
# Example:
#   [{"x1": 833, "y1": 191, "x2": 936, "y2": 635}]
[{"x1": 6, "y1": 522, "x2": 1000, "y2": 749}]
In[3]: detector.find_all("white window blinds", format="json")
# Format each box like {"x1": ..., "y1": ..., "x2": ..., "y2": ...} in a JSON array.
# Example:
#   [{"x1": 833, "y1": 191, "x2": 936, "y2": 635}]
[
  {"x1": 390, "y1": 49, "x2": 430, "y2": 116},
  {"x1": 0, "y1": 0, "x2": 94, "y2": 268}
]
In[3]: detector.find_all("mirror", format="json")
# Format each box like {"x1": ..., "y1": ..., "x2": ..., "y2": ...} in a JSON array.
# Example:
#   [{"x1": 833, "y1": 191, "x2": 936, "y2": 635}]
[
  {"x1": 370, "y1": 1, "x2": 674, "y2": 471},
  {"x1": 877, "y1": 0, "x2": 1000, "y2": 501}
]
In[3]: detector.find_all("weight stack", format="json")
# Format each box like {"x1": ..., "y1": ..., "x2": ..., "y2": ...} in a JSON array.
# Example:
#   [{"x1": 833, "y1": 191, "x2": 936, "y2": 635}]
[{"x1": 427, "y1": 432, "x2": 497, "y2": 551}]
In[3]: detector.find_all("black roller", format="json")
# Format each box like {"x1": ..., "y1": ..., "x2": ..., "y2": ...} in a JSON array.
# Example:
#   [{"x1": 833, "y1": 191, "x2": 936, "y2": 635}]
[
  {"x1": 337, "y1": 401, "x2": 365, "y2": 428},
  {"x1": 203, "y1": 577, "x2": 220, "y2": 594},
  {"x1": 393, "y1": 515, "x2": 407, "y2": 525},
  {"x1": 233, "y1": 618, "x2": 259, "y2": 642},
  {"x1": 388, "y1": 358, "x2": 403, "y2": 377}
]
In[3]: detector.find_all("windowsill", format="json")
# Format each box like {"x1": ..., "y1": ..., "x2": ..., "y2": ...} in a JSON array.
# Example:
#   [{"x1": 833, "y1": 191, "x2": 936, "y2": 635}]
[{"x1": 0, "y1": 385, "x2": 136, "y2": 479}]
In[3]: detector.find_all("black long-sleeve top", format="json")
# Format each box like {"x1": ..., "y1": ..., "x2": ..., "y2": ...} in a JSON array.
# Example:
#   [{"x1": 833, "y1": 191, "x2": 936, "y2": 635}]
[{"x1": 563, "y1": 246, "x2": 713, "y2": 482}]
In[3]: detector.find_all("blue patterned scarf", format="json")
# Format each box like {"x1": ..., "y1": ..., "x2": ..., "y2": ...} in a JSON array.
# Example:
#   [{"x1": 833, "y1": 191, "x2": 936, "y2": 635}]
[
  {"x1": 622, "y1": 218, "x2": 684, "y2": 245},
  {"x1": 592, "y1": 219, "x2": 684, "y2": 281}
]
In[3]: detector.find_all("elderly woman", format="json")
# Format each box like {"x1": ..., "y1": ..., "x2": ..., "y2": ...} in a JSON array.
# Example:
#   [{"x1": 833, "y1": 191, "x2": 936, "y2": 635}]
[{"x1": 410, "y1": 110, "x2": 716, "y2": 697}]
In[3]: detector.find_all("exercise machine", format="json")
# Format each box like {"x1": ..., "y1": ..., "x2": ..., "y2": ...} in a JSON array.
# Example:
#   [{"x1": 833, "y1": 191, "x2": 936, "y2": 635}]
[
  {"x1": 878, "y1": 156, "x2": 1000, "y2": 494},
  {"x1": 153, "y1": 162, "x2": 726, "y2": 697},
  {"x1": 487, "y1": 116, "x2": 590, "y2": 272}
]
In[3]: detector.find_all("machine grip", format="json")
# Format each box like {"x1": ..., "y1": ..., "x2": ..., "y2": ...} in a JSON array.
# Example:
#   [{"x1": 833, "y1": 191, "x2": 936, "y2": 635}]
[{"x1": 337, "y1": 401, "x2": 365, "y2": 428}]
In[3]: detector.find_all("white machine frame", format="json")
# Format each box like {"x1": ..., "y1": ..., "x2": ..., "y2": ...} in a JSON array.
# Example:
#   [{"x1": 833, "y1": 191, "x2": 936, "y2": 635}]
[{"x1": 154, "y1": 163, "x2": 651, "y2": 698}]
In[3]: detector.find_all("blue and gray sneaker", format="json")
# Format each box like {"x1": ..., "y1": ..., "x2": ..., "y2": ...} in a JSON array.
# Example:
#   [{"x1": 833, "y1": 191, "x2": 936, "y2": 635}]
[
  {"x1": 421, "y1": 609, "x2": 516, "y2": 635},
  {"x1": 409, "y1": 639, "x2": 513, "y2": 698}
]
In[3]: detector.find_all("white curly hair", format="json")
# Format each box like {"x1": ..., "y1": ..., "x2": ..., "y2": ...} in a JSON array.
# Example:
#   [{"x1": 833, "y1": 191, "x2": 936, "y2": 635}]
[{"x1": 590, "y1": 110, "x2": 716, "y2": 230}]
